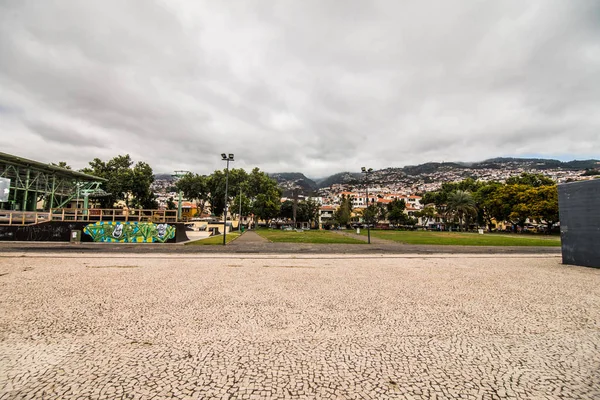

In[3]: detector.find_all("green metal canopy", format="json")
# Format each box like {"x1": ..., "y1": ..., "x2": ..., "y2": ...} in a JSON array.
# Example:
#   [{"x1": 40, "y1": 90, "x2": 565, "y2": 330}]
[{"x1": 0, "y1": 151, "x2": 106, "y2": 211}]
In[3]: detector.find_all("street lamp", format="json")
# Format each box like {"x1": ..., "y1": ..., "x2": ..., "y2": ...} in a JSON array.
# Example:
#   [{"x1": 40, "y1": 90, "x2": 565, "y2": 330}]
[
  {"x1": 239, "y1": 186, "x2": 243, "y2": 232},
  {"x1": 222, "y1": 153, "x2": 234, "y2": 245},
  {"x1": 361, "y1": 166, "x2": 373, "y2": 244}
]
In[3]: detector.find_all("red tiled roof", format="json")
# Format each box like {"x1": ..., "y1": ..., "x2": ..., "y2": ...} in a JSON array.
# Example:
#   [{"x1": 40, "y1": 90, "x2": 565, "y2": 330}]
[{"x1": 321, "y1": 205, "x2": 337, "y2": 210}]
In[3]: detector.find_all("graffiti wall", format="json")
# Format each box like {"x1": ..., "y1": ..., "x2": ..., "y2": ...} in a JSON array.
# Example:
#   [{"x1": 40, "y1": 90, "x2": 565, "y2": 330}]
[{"x1": 83, "y1": 222, "x2": 176, "y2": 243}]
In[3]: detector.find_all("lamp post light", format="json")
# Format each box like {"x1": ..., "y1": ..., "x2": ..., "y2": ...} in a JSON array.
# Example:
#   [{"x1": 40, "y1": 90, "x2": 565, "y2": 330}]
[
  {"x1": 361, "y1": 166, "x2": 373, "y2": 244},
  {"x1": 221, "y1": 153, "x2": 234, "y2": 245},
  {"x1": 239, "y1": 186, "x2": 242, "y2": 232}
]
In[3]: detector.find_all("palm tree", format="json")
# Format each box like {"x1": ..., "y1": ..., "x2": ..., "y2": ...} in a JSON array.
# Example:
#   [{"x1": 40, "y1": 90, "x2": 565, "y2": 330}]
[{"x1": 446, "y1": 190, "x2": 478, "y2": 231}]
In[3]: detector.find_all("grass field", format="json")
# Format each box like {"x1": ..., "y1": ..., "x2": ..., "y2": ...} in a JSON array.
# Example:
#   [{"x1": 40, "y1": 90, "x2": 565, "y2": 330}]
[
  {"x1": 362, "y1": 230, "x2": 561, "y2": 246},
  {"x1": 186, "y1": 232, "x2": 241, "y2": 245},
  {"x1": 256, "y1": 229, "x2": 365, "y2": 244}
]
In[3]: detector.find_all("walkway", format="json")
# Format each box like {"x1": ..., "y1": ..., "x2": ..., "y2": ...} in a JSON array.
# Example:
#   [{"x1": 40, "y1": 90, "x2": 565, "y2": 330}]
[
  {"x1": 1, "y1": 253, "x2": 597, "y2": 399},
  {"x1": 0, "y1": 239, "x2": 561, "y2": 255},
  {"x1": 229, "y1": 230, "x2": 269, "y2": 246}
]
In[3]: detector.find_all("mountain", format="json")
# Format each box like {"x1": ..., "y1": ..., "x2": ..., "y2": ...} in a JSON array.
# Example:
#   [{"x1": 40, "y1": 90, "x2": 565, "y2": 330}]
[
  {"x1": 154, "y1": 173, "x2": 176, "y2": 181},
  {"x1": 269, "y1": 172, "x2": 318, "y2": 196},
  {"x1": 271, "y1": 157, "x2": 600, "y2": 193},
  {"x1": 315, "y1": 172, "x2": 362, "y2": 189},
  {"x1": 474, "y1": 158, "x2": 600, "y2": 170},
  {"x1": 401, "y1": 162, "x2": 467, "y2": 175}
]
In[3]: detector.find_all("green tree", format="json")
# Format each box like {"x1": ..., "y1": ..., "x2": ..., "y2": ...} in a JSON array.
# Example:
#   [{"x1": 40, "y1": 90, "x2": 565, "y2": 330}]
[
  {"x1": 303, "y1": 198, "x2": 322, "y2": 228},
  {"x1": 175, "y1": 173, "x2": 209, "y2": 216},
  {"x1": 506, "y1": 173, "x2": 554, "y2": 187},
  {"x1": 376, "y1": 203, "x2": 388, "y2": 224},
  {"x1": 421, "y1": 191, "x2": 444, "y2": 207},
  {"x1": 51, "y1": 161, "x2": 71, "y2": 169},
  {"x1": 246, "y1": 168, "x2": 281, "y2": 225},
  {"x1": 387, "y1": 198, "x2": 407, "y2": 226},
  {"x1": 488, "y1": 184, "x2": 533, "y2": 230},
  {"x1": 166, "y1": 197, "x2": 176, "y2": 210},
  {"x1": 279, "y1": 200, "x2": 294, "y2": 220},
  {"x1": 529, "y1": 185, "x2": 559, "y2": 233},
  {"x1": 445, "y1": 190, "x2": 477, "y2": 231},
  {"x1": 415, "y1": 205, "x2": 436, "y2": 227},
  {"x1": 252, "y1": 187, "x2": 281, "y2": 225},
  {"x1": 288, "y1": 200, "x2": 319, "y2": 226},
  {"x1": 333, "y1": 194, "x2": 352, "y2": 227},
  {"x1": 131, "y1": 162, "x2": 157, "y2": 209},
  {"x1": 231, "y1": 192, "x2": 252, "y2": 222},
  {"x1": 207, "y1": 167, "x2": 280, "y2": 224},
  {"x1": 361, "y1": 202, "x2": 378, "y2": 226},
  {"x1": 206, "y1": 169, "x2": 226, "y2": 217},
  {"x1": 81, "y1": 154, "x2": 155, "y2": 208},
  {"x1": 473, "y1": 182, "x2": 502, "y2": 230}
]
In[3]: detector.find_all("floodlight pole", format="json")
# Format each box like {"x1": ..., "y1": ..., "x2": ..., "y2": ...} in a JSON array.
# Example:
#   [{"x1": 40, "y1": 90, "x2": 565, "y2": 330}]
[
  {"x1": 361, "y1": 167, "x2": 373, "y2": 244},
  {"x1": 222, "y1": 154, "x2": 234, "y2": 245},
  {"x1": 239, "y1": 186, "x2": 242, "y2": 232}
]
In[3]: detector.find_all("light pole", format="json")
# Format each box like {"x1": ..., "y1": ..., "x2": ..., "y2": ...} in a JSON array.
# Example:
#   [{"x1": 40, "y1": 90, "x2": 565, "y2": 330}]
[
  {"x1": 221, "y1": 153, "x2": 234, "y2": 245},
  {"x1": 361, "y1": 167, "x2": 373, "y2": 244},
  {"x1": 172, "y1": 170, "x2": 190, "y2": 222},
  {"x1": 239, "y1": 186, "x2": 242, "y2": 232}
]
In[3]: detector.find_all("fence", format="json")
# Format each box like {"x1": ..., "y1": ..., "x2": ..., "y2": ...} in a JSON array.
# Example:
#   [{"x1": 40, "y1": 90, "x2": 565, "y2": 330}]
[
  {"x1": 0, "y1": 208, "x2": 178, "y2": 225},
  {"x1": 0, "y1": 211, "x2": 51, "y2": 225}
]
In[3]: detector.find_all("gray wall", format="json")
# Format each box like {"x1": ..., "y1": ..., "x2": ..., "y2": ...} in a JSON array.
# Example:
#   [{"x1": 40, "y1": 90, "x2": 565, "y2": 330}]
[{"x1": 559, "y1": 179, "x2": 600, "y2": 268}]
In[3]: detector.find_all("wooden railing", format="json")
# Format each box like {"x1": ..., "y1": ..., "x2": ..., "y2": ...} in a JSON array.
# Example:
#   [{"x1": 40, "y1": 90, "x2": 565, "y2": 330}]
[
  {"x1": 0, "y1": 209, "x2": 178, "y2": 225},
  {"x1": 0, "y1": 211, "x2": 51, "y2": 225}
]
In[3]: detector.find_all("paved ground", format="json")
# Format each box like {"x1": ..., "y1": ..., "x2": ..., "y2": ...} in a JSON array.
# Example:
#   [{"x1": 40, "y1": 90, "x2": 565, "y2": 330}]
[
  {"x1": 229, "y1": 231, "x2": 270, "y2": 246},
  {"x1": 0, "y1": 252, "x2": 598, "y2": 399},
  {"x1": 0, "y1": 230, "x2": 561, "y2": 255}
]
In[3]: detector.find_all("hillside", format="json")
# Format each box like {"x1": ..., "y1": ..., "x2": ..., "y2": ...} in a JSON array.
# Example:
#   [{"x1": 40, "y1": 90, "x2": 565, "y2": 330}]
[
  {"x1": 271, "y1": 157, "x2": 600, "y2": 192},
  {"x1": 269, "y1": 172, "x2": 318, "y2": 196},
  {"x1": 315, "y1": 172, "x2": 362, "y2": 189}
]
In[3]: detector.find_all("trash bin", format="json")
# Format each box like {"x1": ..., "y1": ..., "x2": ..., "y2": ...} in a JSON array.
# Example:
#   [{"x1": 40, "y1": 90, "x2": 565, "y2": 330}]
[
  {"x1": 356, "y1": 228, "x2": 360, "y2": 234},
  {"x1": 241, "y1": 225, "x2": 245, "y2": 233},
  {"x1": 70, "y1": 230, "x2": 81, "y2": 243}
]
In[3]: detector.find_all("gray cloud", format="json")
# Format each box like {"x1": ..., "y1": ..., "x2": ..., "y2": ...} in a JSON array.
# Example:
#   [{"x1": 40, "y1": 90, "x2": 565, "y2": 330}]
[{"x1": 0, "y1": 0, "x2": 599, "y2": 177}]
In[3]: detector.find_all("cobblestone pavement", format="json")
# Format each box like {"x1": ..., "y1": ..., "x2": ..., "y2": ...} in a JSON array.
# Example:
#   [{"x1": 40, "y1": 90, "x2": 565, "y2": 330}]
[
  {"x1": 0, "y1": 238, "x2": 561, "y2": 255},
  {"x1": 0, "y1": 253, "x2": 598, "y2": 399}
]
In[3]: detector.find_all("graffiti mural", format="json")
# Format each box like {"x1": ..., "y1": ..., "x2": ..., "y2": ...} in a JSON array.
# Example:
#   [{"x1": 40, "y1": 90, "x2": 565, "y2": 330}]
[{"x1": 83, "y1": 222, "x2": 176, "y2": 243}]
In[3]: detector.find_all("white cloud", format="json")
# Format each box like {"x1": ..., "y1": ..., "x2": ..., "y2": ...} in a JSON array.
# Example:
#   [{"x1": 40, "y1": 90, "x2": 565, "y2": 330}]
[{"x1": 0, "y1": 0, "x2": 598, "y2": 177}]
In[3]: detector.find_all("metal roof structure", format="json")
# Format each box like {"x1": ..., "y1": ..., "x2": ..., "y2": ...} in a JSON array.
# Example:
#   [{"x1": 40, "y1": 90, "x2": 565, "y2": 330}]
[{"x1": 0, "y1": 151, "x2": 106, "y2": 211}]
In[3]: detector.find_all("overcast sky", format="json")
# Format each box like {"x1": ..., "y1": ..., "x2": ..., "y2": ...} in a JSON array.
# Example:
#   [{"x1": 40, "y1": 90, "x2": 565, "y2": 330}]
[{"x1": 1, "y1": 1, "x2": 599, "y2": 178}]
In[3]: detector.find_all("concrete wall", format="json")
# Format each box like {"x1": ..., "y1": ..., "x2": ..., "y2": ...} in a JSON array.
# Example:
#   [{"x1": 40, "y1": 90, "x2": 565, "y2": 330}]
[
  {"x1": 0, "y1": 221, "x2": 189, "y2": 243},
  {"x1": 558, "y1": 179, "x2": 600, "y2": 268}
]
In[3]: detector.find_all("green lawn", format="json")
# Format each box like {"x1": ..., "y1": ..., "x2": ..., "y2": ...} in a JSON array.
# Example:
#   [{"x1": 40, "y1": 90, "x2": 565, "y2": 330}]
[
  {"x1": 361, "y1": 230, "x2": 561, "y2": 246},
  {"x1": 256, "y1": 229, "x2": 365, "y2": 244},
  {"x1": 186, "y1": 232, "x2": 241, "y2": 245}
]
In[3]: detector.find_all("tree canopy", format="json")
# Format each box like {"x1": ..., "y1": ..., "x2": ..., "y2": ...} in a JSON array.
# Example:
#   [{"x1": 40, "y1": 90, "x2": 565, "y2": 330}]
[
  {"x1": 333, "y1": 194, "x2": 352, "y2": 226},
  {"x1": 81, "y1": 154, "x2": 157, "y2": 209},
  {"x1": 423, "y1": 173, "x2": 559, "y2": 232},
  {"x1": 175, "y1": 173, "x2": 209, "y2": 215},
  {"x1": 387, "y1": 198, "x2": 409, "y2": 226}
]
